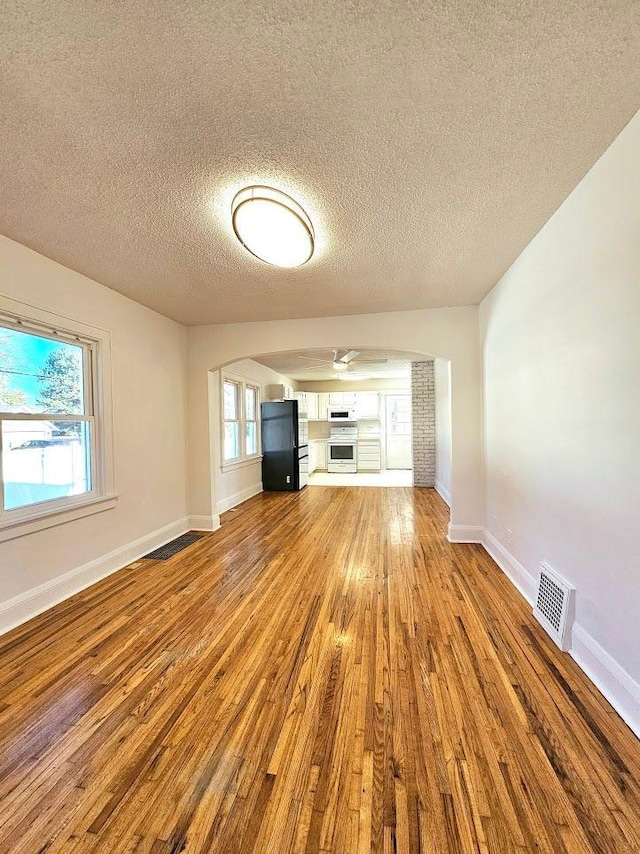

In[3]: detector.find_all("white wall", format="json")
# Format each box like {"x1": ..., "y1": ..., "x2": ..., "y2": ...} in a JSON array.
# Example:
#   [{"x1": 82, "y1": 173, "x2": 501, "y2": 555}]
[
  {"x1": 212, "y1": 358, "x2": 296, "y2": 513},
  {"x1": 480, "y1": 111, "x2": 640, "y2": 735},
  {"x1": 187, "y1": 307, "x2": 483, "y2": 539},
  {"x1": 0, "y1": 236, "x2": 189, "y2": 631},
  {"x1": 434, "y1": 358, "x2": 452, "y2": 506}
]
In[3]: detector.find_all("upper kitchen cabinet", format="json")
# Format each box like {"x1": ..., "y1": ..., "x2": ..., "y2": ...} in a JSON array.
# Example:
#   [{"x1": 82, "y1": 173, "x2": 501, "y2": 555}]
[
  {"x1": 298, "y1": 392, "x2": 327, "y2": 420},
  {"x1": 292, "y1": 391, "x2": 307, "y2": 415},
  {"x1": 306, "y1": 393, "x2": 318, "y2": 420},
  {"x1": 329, "y1": 392, "x2": 357, "y2": 407},
  {"x1": 355, "y1": 392, "x2": 380, "y2": 419},
  {"x1": 296, "y1": 391, "x2": 380, "y2": 420}
]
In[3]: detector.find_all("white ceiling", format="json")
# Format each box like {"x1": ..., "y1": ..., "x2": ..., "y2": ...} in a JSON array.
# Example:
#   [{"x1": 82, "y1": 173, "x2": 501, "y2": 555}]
[
  {"x1": 254, "y1": 348, "x2": 427, "y2": 381},
  {"x1": 1, "y1": 2, "x2": 639, "y2": 325}
]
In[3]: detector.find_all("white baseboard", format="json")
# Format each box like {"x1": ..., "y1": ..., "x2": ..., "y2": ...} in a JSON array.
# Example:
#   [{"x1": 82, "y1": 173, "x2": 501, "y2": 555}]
[
  {"x1": 434, "y1": 480, "x2": 451, "y2": 507},
  {"x1": 216, "y1": 483, "x2": 262, "y2": 515},
  {"x1": 188, "y1": 514, "x2": 220, "y2": 532},
  {"x1": 482, "y1": 529, "x2": 537, "y2": 604},
  {"x1": 447, "y1": 523, "x2": 484, "y2": 543},
  {"x1": 571, "y1": 624, "x2": 640, "y2": 738},
  {"x1": 480, "y1": 529, "x2": 640, "y2": 740},
  {"x1": 0, "y1": 516, "x2": 191, "y2": 638}
]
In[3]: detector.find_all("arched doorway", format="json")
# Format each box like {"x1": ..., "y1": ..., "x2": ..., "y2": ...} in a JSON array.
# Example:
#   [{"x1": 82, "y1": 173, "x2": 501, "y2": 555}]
[
  {"x1": 210, "y1": 348, "x2": 441, "y2": 508},
  {"x1": 185, "y1": 306, "x2": 482, "y2": 542}
]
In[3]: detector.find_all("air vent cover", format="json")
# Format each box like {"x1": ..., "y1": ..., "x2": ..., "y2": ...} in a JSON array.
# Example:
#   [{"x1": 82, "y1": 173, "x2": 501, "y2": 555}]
[
  {"x1": 143, "y1": 532, "x2": 204, "y2": 560},
  {"x1": 533, "y1": 562, "x2": 575, "y2": 651}
]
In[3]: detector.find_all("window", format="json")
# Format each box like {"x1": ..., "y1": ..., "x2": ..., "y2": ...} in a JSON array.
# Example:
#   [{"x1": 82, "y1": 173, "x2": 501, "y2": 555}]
[
  {"x1": 221, "y1": 375, "x2": 260, "y2": 466},
  {"x1": 0, "y1": 305, "x2": 115, "y2": 539},
  {"x1": 223, "y1": 379, "x2": 240, "y2": 461},
  {"x1": 245, "y1": 385, "x2": 258, "y2": 456},
  {"x1": 387, "y1": 395, "x2": 412, "y2": 435}
]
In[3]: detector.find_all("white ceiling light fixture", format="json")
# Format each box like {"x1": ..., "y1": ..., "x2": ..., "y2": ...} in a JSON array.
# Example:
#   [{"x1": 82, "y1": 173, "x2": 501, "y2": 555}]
[
  {"x1": 231, "y1": 185, "x2": 315, "y2": 267},
  {"x1": 332, "y1": 361, "x2": 348, "y2": 371}
]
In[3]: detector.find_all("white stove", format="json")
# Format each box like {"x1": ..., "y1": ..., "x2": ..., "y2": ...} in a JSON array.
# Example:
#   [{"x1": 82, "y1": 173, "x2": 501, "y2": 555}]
[{"x1": 327, "y1": 424, "x2": 357, "y2": 473}]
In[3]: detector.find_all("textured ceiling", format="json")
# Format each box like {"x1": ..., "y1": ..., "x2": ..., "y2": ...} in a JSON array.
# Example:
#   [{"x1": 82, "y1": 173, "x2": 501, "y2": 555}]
[
  {"x1": 254, "y1": 348, "x2": 426, "y2": 381},
  {"x1": 1, "y1": 2, "x2": 639, "y2": 325}
]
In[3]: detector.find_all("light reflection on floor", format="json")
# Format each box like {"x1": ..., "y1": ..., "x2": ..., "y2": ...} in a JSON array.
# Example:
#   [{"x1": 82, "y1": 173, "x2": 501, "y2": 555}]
[{"x1": 308, "y1": 470, "x2": 412, "y2": 487}]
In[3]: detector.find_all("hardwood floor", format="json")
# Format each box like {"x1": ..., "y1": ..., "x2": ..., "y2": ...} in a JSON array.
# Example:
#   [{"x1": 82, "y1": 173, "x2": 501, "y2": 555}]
[{"x1": 0, "y1": 488, "x2": 638, "y2": 853}]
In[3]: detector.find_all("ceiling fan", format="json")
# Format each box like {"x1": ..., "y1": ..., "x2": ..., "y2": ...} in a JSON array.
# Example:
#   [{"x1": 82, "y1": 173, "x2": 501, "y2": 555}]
[{"x1": 297, "y1": 349, "x2": 388, "y2": 371}]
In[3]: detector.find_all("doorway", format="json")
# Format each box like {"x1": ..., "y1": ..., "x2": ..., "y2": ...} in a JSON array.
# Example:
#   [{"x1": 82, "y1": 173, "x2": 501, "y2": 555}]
[{"x1": 385, "y1": 394, "x2": 412, "y2": 469}]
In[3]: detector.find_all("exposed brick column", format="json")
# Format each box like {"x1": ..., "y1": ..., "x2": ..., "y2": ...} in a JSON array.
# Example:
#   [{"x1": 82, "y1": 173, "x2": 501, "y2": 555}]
[{"x1": 411, "y1": 361, "x2": 435, "y2": 487}]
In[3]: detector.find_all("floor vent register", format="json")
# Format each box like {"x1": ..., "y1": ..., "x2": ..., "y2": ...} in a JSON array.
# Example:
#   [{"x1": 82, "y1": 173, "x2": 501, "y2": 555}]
[
  {"x1": 144, "y1": 532, "x2": 204, "y2": 560},
  {"x1": 533, "y1": 561, "x2": 575, "y2": 651}
]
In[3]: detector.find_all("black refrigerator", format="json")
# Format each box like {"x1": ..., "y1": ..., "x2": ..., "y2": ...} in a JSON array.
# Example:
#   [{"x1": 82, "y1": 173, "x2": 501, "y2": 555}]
[{"x1": 261, "y1": 400, "x2": 309, "y2": 491}]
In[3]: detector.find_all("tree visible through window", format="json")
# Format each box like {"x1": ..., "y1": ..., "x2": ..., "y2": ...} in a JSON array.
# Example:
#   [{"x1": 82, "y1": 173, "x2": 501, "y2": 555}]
[{"x1": 38, "y1": 348, "x2": 84, "y2": 435}]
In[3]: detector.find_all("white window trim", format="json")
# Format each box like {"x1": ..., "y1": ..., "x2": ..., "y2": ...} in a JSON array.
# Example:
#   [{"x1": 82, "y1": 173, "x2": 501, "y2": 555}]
[
  {"x1": 0, "y1": 295, "x2": 117, "y2": 541},
  {"x1": 220, "y1": 373, "x2": 261, "y2": 472},
  {"x1": 221, "y1": 456, "x2": 261, "y2": 473},
  {"x1": 221, "y1": 377, "x2": 241, "y2": 465},
  {"x1": 244, "y1": 382, "x2": 260, "y2": 458}
]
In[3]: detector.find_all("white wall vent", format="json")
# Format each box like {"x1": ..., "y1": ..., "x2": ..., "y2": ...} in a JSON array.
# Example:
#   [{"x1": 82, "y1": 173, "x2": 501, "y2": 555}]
[{"x1": 533, "y1": 562, "x2": 575, "y2": 651}]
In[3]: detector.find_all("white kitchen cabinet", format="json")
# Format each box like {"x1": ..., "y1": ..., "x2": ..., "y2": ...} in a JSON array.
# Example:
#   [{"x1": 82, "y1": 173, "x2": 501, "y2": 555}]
[
  {"x1": 329, "y1": 392, "x2": 357, "y2": 407},
  {"x1": 315, "y1": 441, "x2": 327, "y2": 470},
  {"x1": 355, "y1": 392, "x2": 379, "y2": 419},
  {"x1": 316, "y1": 393, "x2": 329, "y2": 421},
  {"x1": 299, "y1": 392, "x2": 324, "y2": 420},
  {"x1": 357, "y1": 439, "x2": 381, "y2": 472},
  {"x1": 309, "y1": 440, "x2": 329, "y2": 474},
  {"x1": 294, "y1": 391, "x2": 321, "y2": 418},
  {"x1": 293, "y1": 391, "x2": 308, "y2": 416},
  {"x1": 306, "y1": 392, "x2": 318, "y2": 420}
]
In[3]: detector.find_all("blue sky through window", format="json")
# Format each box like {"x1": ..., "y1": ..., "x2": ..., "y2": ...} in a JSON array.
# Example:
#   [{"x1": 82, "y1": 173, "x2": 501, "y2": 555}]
[{"x1": 0, "y1": 327, "x2": 81, "y2": 407}]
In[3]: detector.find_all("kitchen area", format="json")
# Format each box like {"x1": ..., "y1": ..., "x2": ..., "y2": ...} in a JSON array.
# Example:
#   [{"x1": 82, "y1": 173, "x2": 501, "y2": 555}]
[
  {"x1": 215, "y1": 348, "x2": 447, "y2": 508},
  {"x1": 264, "y1": 383, "x2": 412, "y2": 486}
]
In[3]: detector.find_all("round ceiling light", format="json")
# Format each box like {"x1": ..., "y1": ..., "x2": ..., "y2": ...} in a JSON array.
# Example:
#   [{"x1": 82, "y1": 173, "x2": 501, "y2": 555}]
[
  {"x1": 231, "y1": 185, "x2": 314, "y2": 267},
  {"x1": 332, "y1": 361, "x2": 348, "y2": 371}
]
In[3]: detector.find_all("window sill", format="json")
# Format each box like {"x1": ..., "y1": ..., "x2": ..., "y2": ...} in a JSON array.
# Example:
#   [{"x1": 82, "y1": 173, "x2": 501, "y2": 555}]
[
  {"x1": 221, "y1": 455, "x2": 262, "y2": 473},
  {"x1": 0, "y1": 493, "x2": 119, "y2": 543}
]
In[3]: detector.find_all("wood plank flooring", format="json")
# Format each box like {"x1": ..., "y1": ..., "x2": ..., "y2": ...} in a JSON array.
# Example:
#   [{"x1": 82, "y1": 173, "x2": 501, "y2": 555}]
[{"x1": 0, "y1": 487, "x2": 638, "y2": 853}]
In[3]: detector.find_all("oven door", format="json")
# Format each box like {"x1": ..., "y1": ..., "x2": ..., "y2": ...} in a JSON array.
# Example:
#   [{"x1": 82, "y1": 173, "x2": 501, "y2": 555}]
[{"x1": 328, "y1": 442, "x2": 356, "y2": 463}]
